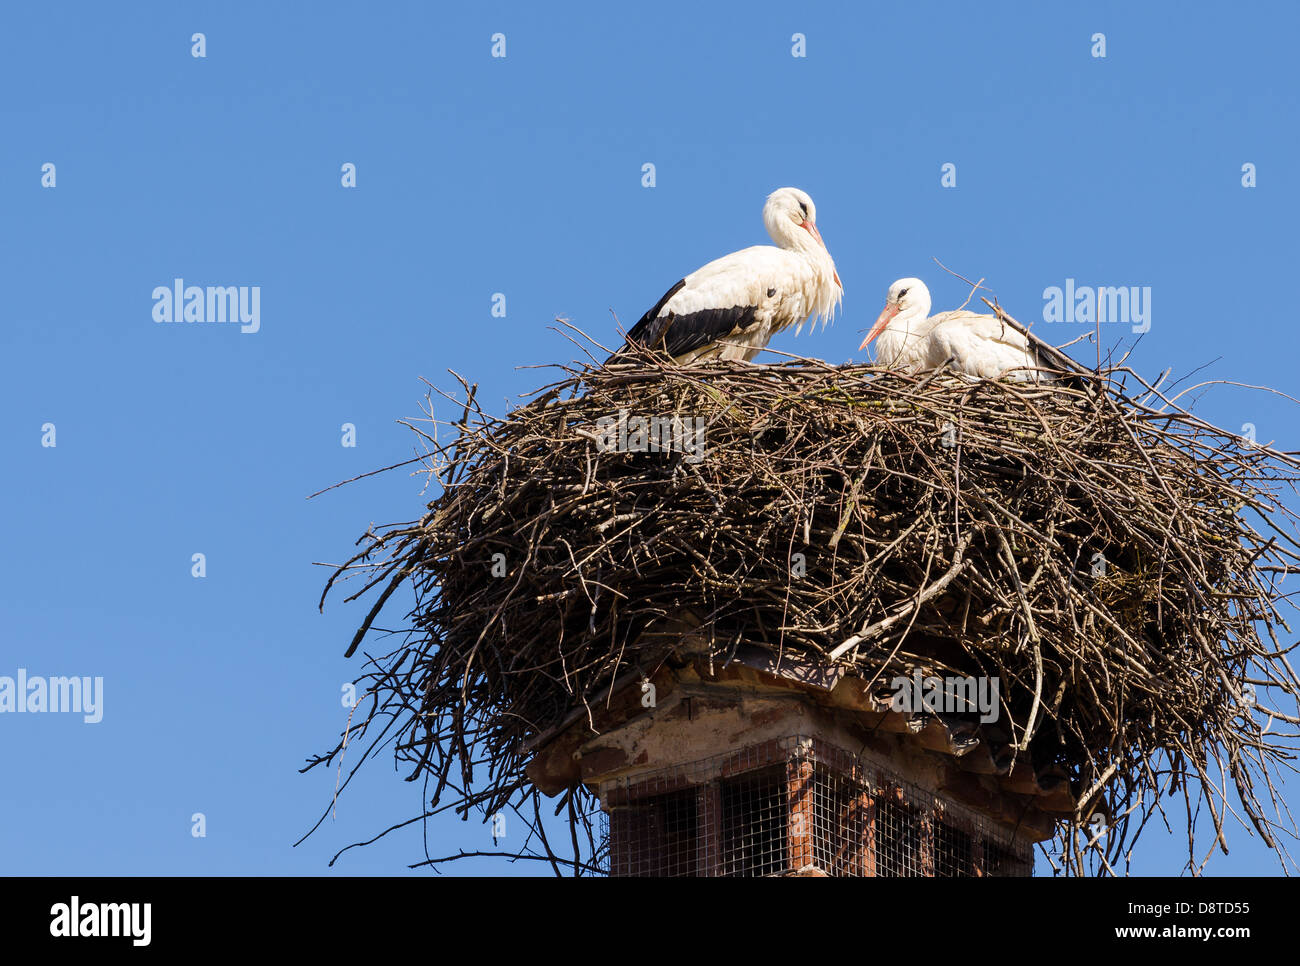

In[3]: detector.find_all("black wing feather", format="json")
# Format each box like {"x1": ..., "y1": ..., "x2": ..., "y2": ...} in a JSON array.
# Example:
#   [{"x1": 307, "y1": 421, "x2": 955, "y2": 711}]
[
  {"x1": 652, "y1": 305, "x2": 759, "y2": 358},
  {"x1": 621, "y1": 279, "x2": 686, "y2": 350},
  {"x1": 611, "y1": 278, "x2": 759, "y2": 362}
]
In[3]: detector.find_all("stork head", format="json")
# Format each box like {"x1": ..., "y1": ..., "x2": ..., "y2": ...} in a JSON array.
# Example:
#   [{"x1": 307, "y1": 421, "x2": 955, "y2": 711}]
[
  {"x1": 859, "y1": 277, "x2": 931, "y2": 351},
  {"x1": 763, "y1": 187, "x2": 841, "y2": 287}
]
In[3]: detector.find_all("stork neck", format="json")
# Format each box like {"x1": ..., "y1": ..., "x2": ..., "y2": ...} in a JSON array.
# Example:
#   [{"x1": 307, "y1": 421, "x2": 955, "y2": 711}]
[
  {"x1": 791, "y1": 232, "x2": 823, "y2": 256},
  {"x1": 874, "y1": 294, "x2": 932, "y2": 364},
  {"x1": 767, "y1": 220, "x2": 821, "y2": 256},
  {"x1": 896, "y1": 289, "x2": 932, "y2": 329},
  {"x1": 897, "y1": 306, "x2": 928, "y2": 331}
]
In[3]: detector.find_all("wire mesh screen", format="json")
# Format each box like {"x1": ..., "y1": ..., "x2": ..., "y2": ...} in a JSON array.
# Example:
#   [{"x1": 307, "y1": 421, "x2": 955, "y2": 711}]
[
  {"x1": 605, "y1": 787, "x2": 699, "y2": 876},
  {"x1": 600, "y1": 734, "x2": 1034, "y2": 877},
  {"x1": 719, "y1": 764, "x2": 787, "y2": 876},
  {"x1": 934, "y1": 819, "x2": 975, "y2": 877},
  {"x1": 874, "y1": 794, "x2": 925, "y2": 877}
]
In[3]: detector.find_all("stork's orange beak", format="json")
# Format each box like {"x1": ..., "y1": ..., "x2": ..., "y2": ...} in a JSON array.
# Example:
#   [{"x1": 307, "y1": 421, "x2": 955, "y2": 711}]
[{"x1": 860, "y1": 303, "x2": 899, "y2": 351}]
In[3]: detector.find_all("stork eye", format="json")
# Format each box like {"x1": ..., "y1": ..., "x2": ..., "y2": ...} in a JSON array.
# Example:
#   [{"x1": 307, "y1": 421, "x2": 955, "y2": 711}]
[
  {"x1": 798, "y1": 202, "x2": 808, "y2": 218},
  {"x1": 898, "y1": 288, "x2": 909, "y2": 299}
]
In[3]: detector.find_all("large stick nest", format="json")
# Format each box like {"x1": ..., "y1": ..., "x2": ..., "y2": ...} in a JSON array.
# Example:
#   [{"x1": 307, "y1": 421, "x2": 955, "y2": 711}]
[{"x1": 307, "y1": 349, "x2": 1300, "y2": 875}]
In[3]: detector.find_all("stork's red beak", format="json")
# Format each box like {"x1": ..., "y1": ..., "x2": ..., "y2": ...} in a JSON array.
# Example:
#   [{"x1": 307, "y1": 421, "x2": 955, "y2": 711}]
[{"x1": 859, "y1": 303, "x2": 899, "y2": 351}]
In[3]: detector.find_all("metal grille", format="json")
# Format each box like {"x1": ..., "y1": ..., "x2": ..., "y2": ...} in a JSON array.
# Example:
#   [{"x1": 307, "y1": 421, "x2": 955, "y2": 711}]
[
  {"x1": 982, "y1": 836, "x2": 1027, "y2": 877},
  {"x1": 875, "y1": 795, "x2": 924, "y2": 876},
  {"x1": 607, "y1": 787, "x2": 698, "y2": 876},
  {"x1": 934, "y1": 820, "x2": 975, "y2": 877},
  {"x1": 719, "y1": 765, "x2": 787, "y2": 876},
  {"x1": 812, "y1": 762, "x2": 871, "y2": 876},
  {"x1": 600, "y1": 734, "x2": 1034, "y2": 877}
]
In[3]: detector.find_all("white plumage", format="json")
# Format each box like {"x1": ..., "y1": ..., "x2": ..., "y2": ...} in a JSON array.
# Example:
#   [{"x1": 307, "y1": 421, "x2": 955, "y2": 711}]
[
  {"x1": 615, "y1": 188, "x2": 842, "y2": 364},
  {"x1": 861, "y1": 278, "x2": 1071, "y2": 383}
]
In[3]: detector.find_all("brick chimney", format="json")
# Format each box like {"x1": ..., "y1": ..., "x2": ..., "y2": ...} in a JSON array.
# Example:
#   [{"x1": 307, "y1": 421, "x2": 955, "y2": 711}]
[{"x1": 526, "y1": 644, "x2": 1068, "y2": 876}]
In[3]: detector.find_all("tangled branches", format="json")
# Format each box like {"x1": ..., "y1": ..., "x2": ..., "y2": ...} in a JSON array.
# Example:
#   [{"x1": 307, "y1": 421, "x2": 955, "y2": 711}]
[{"x1": 306, "y1": 349, "x2": 1300, "y2": 875}]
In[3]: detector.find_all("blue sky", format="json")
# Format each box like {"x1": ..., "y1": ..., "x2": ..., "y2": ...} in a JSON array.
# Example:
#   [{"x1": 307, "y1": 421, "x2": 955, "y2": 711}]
[{"x1": 2, "y1": 1, "x2": 1297, "y2": 875}]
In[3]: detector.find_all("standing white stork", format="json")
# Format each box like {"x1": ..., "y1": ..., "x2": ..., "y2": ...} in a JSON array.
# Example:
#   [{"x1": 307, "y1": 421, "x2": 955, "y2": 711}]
[
  {"x1": 860, "y1": 277, "x2": 1084, "y2": 383},
  {"x1": 612, "y1": 187, "x2": 842, "y2": 364}
]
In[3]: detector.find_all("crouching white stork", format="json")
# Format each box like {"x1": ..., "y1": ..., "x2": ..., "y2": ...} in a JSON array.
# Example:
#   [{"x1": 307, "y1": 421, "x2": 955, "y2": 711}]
[
  {"x1": 860, "y1": 277, "x2": 1085, "y2": 383},
  {"x1": 611, "y1": 187, "x2": 842, "y2": 364}
]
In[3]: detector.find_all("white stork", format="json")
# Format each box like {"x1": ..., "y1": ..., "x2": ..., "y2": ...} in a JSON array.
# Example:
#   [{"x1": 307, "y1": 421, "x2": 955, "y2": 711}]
[
  {"x1": 860, "y1": 277, "x2": 1083, "y2": 383},
  {"x1": 613, "y1": 187, "x2": 842, "y2": 364}
]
